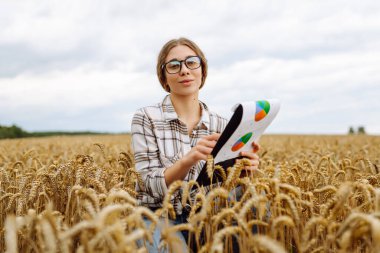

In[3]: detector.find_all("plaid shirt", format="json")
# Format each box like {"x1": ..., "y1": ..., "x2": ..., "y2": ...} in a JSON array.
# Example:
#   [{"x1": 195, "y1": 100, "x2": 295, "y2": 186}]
[{"x1": 131, "y1": 95, "x2": 227, "y2": 214}]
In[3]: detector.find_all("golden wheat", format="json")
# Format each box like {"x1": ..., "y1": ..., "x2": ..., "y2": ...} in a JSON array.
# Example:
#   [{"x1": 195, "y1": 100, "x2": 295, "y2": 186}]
[{"x1": 0, "y1": 134, "x2": 380, "y2": 252}]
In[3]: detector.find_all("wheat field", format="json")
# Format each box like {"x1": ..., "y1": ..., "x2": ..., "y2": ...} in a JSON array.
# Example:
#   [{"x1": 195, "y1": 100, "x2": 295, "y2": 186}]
[{"x1": 1, "y1": 134, "x2": 380, "y2": 252}]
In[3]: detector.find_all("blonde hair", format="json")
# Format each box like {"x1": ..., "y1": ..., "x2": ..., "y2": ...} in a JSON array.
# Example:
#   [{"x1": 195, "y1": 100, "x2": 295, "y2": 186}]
[{"x1": 156, "y1": 37, "x2": 208, "y2": 92}]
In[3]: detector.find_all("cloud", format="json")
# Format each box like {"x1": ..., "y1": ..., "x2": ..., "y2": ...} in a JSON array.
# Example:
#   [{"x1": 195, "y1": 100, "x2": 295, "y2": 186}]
[
  {"x1": 1, "y1": 0, "x2": 380, "y2": 134},
  {"x1": 0, "y1": 63, "x2": 164, "y2": 131},
  {"x1": 202, "y1": 48, "x2": 380, "y2": 134}
]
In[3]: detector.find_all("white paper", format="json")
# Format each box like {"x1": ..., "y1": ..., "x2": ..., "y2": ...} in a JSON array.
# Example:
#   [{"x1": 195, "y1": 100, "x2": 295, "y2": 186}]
[{"x1": 214, "y1": 99, "x2": 280, "y2": 164}]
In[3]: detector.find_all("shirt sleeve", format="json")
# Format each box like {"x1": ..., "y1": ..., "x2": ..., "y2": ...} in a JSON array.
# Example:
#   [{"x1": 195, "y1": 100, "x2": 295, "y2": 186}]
[{"x1": 131, "y1": 108, "x2": 168, "y2": 202}]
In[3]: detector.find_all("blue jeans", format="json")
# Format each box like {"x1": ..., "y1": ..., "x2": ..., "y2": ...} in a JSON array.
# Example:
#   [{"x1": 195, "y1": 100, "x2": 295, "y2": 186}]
[
  {"x1": 229, "y1": 186, "x2": 272, "y2": 252},
  {"x1": 138, "y1": 187, "x2": 270, "y2": 252},
  {"x1": 137, "y1": 212, "x2": 189, "y2": 253}
]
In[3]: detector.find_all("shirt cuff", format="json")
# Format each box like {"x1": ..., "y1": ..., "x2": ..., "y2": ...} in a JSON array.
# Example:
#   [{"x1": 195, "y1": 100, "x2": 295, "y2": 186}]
[{"x1": 156, "y1": 166, "x2": 168, "y2": 199}]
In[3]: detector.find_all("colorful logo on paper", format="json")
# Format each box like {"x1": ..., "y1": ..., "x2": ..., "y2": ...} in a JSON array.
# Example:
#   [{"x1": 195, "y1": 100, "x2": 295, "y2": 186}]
[
  {"x1": 231, "y1": 132, "x2": 253, "y2": 152},
  {"x1": 255, "y1": 100, "x2": 270, "y2": 122}
]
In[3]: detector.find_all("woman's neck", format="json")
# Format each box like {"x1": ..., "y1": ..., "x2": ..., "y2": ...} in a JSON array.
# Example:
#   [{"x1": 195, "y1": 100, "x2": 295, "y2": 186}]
[{"x1": 170, "y1": 93, "x2": 201, "y2": 132}]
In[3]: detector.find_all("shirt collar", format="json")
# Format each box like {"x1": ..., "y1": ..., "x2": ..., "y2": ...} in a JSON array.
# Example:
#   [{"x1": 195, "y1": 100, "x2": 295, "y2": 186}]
[
  {"x1": 162, "y1": 95, "x2": 210, "y2": 130},
  {"x1": 199, "y1": 100, "x2": 210, "y2": 130},
  {"x1": 162, "y1": 95, "x2": 178, "y2": 121}
]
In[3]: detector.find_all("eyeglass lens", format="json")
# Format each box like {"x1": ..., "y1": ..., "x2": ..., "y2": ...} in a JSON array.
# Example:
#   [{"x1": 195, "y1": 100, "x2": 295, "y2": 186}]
[{"x1": 165, "y1": 56, "x2": 201, "y2": 74}]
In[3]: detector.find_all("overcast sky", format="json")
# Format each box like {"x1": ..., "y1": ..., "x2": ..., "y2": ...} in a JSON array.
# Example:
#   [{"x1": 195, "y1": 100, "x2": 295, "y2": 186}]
[{"x1": 1, "y1": 0, "x2": 379, "y2": 134}]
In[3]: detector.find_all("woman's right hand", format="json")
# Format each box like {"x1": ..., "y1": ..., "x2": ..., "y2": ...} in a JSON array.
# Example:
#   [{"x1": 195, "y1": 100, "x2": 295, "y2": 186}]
[
  {"x1": 164, "y1": 133, "x2": 220, "y2": 186},
  {"x1": 182, "y1": 133, "x2": 220, "y2": 167}
]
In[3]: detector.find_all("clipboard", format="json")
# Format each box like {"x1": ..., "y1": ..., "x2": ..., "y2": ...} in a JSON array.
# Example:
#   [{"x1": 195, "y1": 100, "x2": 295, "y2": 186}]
[{"x1": 196, "y1": 99, "x2": 280, "y2": 186}]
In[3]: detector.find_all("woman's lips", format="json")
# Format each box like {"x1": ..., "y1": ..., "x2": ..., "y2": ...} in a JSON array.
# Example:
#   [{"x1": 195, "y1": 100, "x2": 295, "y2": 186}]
[{"x1": 179, "y1": 79, "x2": 193, "y2": 85}]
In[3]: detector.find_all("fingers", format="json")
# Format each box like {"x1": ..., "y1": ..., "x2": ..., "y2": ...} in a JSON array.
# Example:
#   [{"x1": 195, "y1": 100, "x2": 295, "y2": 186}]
[
  {"x1": 238, "y1": 149, "x2": 260, "y2": 174},
  {"x1": 189, "y1": 146, "x2": 212, "y2": 162},
  {"x1": 203, "y1": 133, "x2": 221, "y2": 141},
  {"x1": 195, "y1": 145, "x2": 213, "y2": 156},
  {"x1": 198, "y1": 138, "x2": 218, "y2": 149},
  {"x1": 251, "y1": 142, "x2": 260, "y2": 153},
  {"x1": 239, "y1": 157, "x2": 260, "y2": 178},
  {"x1": 187, "y1": 133, "x2": 221, "y2": 162},
  {"x1": 240, "y1": 151, "x2": 259, "y2": 161},
  {"x1": 243, "y1": 159, "x2": 259, "y2": 168},
  {"x1": 197, "y1": 133, "x2": 220, "y2": 150},
  {"x1": 237, "y1": 158, "x2": 259, "y2": 168}
]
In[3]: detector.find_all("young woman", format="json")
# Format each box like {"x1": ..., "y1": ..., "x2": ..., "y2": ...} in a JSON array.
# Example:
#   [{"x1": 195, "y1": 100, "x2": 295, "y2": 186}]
[{"x1": 131, "y1": 37, "x2": 260, "y2": 252}]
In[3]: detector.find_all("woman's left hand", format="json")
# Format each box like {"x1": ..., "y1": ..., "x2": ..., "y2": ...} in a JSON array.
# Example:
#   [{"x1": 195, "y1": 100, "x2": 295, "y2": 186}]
[{"x1": 239, "y1": 142, "x2": 261, "y2": 177}]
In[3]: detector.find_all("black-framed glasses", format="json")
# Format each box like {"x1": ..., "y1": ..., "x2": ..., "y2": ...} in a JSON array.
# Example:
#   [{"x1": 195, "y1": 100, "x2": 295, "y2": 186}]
[{"x1": 162, "y1": 56, "x2": 202, "y2": 74}]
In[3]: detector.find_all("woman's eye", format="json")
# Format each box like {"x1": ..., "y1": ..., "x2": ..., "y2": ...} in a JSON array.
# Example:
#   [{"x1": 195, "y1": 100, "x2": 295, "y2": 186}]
[
  {"x1": 167, "y1": 62, "x2": 180, "y2": 69},
  {"x1": 186, "y1": 60, "x2": 196, "y2": 66},
  {"x1": 186, "y1": 57, "x2": 200, "y2": 68}
]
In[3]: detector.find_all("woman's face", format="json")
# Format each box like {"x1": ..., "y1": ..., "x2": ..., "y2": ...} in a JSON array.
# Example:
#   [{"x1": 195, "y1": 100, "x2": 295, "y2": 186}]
[{"x1": 164, "y1": 45, "x2": 202, "y2": 97}]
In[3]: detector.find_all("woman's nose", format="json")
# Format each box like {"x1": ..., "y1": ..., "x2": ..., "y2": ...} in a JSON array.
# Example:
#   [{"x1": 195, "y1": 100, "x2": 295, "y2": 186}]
[{"x1": 179, "y1": 62, "x2": 190, "y2": 75}]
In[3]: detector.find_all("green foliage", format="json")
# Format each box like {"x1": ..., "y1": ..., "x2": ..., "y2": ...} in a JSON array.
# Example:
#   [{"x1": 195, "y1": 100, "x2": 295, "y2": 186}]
[
  {"x1": 0, "y1": 124, "x2": 29, "y2": 139},
  {"x1": 357, "y1": 126, "x2": 366, "y2": 135},
  {"x1": 347, "y1": 126, "x2": 367, "y2": 135},
  {"x1": 0, "y1": 124, "x2": 107, "y2": 139}
]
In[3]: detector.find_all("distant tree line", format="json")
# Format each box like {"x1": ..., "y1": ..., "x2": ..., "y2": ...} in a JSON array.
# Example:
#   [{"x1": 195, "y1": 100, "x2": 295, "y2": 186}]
[
  {"x1": 0, "y1": 124, "x2": 29, "y2": 139},
  {"x1": 0, "y1": 124, "x2": 107, "y2": 139},
  {"x1": 348, "y1": 126, "x2": 366, "y2": 135}
]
